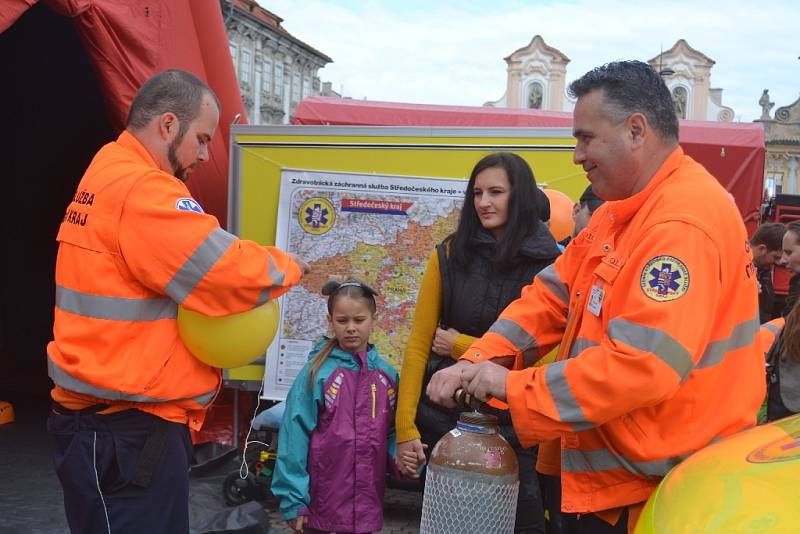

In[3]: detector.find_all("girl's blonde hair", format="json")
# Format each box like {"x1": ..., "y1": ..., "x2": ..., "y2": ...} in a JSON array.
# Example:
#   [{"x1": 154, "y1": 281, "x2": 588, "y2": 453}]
[{"x1": 308, "y1": 279, "x2": 379, "y2": 385}]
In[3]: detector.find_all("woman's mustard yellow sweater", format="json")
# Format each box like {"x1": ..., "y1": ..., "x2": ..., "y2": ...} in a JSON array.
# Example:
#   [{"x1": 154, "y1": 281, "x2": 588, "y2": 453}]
[{"x1": 395, "y1": 249, "x2": 477, "y2": 443}]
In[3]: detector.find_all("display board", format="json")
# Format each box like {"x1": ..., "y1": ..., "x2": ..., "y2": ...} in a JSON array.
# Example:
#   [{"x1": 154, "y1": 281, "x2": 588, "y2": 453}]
[{"x1": 225, "y1": 125, "x2": 582, "y2": 398}]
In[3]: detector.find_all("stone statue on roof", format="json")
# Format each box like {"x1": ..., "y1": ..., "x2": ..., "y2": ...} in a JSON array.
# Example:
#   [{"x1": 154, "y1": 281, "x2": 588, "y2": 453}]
[{"x1": 759, "y1": 89, "x2": 774, "y2": 120}]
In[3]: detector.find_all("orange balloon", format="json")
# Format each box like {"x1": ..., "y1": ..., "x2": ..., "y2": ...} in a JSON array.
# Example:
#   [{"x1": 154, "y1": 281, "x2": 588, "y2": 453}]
[{"x1": 542, "y1": 188, "x2": 575, "y2": 241}]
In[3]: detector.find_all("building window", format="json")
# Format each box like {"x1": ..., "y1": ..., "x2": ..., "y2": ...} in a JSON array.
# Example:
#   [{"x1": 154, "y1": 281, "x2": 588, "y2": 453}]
[
  {"x1": 229, "y1": 43, "x2": 238, "y2": 73},
  {"x1": 528, "y1": 82, "x2": 544, "y2": 109},
  {"x1": 275, "y1": 62, "x2": 284, "y2": 97},
  {"x1": 241, "y1": 49, "x2": 251, "y2": 84},
  {"x1": 671, "y1": 86, "x2": 688, "y2": 119},
  {"x1": 292, "y1": 70, "x2": 301, "y2": 103},
  {"x1": 767, "y1": 171, "x2": 784, "y2": 196},
  {"x1": 303, "y1": 75, "x2": 311, "y2": 98},
  {"x1": 263, "y1": 59, "x2": 272, "y2": 94}
]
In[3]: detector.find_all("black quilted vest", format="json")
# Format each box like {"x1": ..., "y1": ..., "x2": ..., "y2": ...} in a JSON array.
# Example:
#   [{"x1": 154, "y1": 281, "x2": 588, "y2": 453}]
[
  {"x1": 416, "y1": 223, "x2": 561, "y2": 448},
  {"x1": 445, "y1": 225, "x2": 560, "y2": 336}
]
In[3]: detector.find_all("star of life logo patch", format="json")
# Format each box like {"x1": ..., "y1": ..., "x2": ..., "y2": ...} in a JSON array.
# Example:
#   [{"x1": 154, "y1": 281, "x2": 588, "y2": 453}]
[
  {"x1": 175, "y1": 197, "x2": 204, "y2": 213},
  {"x1": 640, "y1": 255, "x2": 690, "y2": 302},
  {"x1": 299, "y1": 197, "x2": 335, "y2": 235}
]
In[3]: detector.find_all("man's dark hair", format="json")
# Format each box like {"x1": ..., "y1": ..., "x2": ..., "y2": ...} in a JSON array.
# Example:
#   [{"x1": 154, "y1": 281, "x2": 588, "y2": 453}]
[
  {"x1": 579, "y1": 185, "x2": 604, "y2": 214},
  {"x1": 126, "y1": 69, "x2": 219, "y2": 140},
  {"x1": 752, "y1": 222, "x2": 787, "y2": 251},
  {"x1": 568, "y1": 60, "x2": 679, "y2": 142}
]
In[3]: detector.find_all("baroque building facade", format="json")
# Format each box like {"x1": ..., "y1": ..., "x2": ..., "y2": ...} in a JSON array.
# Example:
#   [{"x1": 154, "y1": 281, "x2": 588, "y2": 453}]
[
  {"x1": 484, "y1": 35, "x2": 570, "y2": 111},
  {"x1": 757, "y1": 92, "x2": 800, "y2": 195},
  {"x1": 485, "y1": 37, "x2": 735, "y2": 122},
  {"x1": 646, "y1": 39, "x2": 734, "y2": 122},
  {"x1": 222, "y1": 0, "x2": 335, "y2": 125}
]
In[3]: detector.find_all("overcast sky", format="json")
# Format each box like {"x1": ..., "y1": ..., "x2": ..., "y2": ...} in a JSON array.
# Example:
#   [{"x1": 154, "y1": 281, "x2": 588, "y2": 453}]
[{"x1": 264, "y1": 0, "x2": 798, "y2": 122}]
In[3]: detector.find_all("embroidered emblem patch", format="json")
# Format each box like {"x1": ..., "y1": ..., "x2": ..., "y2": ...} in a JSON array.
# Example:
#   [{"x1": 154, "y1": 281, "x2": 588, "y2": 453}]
[
  {"x1": 640, "y1": 256, "x2": 690, "y2": 302},
  {"x1": 298, "y1": 197, "x2": 335, "y2": 235},
  {"x1": 175, "y1": 197, "x2": 204, "y2": 213}
]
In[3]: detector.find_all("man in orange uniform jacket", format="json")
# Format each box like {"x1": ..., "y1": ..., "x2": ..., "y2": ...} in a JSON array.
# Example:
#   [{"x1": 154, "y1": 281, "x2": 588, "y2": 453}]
[
  {"x1": 427, "y1": 61, "x2": 764, "y2": 533},
  {"x1": 46, "y1": 70, "x2": 308, "y2": 533}
]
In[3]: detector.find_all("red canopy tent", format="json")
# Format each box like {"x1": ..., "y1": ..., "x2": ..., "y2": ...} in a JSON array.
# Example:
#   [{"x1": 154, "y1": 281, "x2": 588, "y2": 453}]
[
  {"x1": 1, "y1": 0, "x2": 249, "y2": 445},
  {"x1": 2, "y1": 0, "x2": 246, "y2": 229},
  {"x1": 294, "y1": 96, "x2": 766, "y2": 233}
]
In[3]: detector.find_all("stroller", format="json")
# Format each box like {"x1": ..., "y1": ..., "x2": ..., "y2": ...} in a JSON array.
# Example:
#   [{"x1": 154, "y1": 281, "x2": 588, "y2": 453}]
[{"x1": 222, "y1": 401, "x2": 283, "y2": 506}]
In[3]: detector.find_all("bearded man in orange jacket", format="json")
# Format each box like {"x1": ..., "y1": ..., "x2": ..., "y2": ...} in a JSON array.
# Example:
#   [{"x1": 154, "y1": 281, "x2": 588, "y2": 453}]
[
  {"x1": 427, "y1": 61, "x2": 764, "y2": 533},
  {"x1": 47, "y1": 69, "x2": 308, "y2": 533}
]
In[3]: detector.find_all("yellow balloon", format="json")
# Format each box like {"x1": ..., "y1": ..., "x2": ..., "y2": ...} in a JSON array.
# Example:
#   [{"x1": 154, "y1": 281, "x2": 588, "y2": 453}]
[
  {"x1": 178, "y1": 300, "x2": 280, "y2": 368},
  {"x1": 634, "y1": 414, "x2": 800, "y2": 533}
]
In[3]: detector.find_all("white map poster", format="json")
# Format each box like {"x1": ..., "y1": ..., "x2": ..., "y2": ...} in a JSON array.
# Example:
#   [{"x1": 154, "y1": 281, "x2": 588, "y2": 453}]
[{"x1": 262, "y1": 169, "x2": 467, "y2": 400}]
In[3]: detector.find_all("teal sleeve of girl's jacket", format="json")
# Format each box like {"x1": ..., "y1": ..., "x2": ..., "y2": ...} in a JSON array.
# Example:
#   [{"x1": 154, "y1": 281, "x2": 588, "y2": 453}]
[{"x1": 270, "y1": 363, "x2": 321, "y2": 521}]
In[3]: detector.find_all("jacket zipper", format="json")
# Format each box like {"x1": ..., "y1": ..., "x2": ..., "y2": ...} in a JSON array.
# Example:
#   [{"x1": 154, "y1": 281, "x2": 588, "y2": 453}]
[{"x1": 371, "y1": 383, "x2": 376, "y2": 419}]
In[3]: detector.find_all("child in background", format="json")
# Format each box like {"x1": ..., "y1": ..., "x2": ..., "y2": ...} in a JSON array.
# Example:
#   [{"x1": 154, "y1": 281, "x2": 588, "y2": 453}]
[{"x1": 271, "y1": 279, "x2": 402, "y2": 534}]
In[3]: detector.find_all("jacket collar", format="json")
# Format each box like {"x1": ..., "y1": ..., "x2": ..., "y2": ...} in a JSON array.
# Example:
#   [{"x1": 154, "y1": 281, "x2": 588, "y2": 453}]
[
  {"x1": 117, "y1": 130, "x2": 161, "y2": 170},
  {"x1": 471, "y1": 223, "x2": 561, "y2": 261},
  {"x1": 309, "y1": 337, "x2": 377, "y2": 370},
  {"x1": 604, "y1": 146, "x2": 684, "y2": 226}
]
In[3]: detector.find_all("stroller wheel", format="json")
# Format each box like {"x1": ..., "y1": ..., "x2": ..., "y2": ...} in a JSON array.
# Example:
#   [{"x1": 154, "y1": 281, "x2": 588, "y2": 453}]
[{"x1": 223, "y1": 471, "x2": 254, "y2": 506}]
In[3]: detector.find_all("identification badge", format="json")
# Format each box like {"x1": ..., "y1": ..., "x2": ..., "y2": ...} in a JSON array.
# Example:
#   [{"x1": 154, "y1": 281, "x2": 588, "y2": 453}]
[{"x1": 587, "y1": 284, "x2": 604, "y2": 316}]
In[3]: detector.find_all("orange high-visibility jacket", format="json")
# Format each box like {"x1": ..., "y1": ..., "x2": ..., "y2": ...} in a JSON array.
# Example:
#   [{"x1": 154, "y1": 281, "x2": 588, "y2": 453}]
[
  {"x1": 47, "y1": 131, "x2": 302, "y2": 430},
  {"x1": 462, "y1": 147, "x2": 764, "y2": 513},
  {"x1": 759, "y1": 317, "x2": 785, "y2": 356}
]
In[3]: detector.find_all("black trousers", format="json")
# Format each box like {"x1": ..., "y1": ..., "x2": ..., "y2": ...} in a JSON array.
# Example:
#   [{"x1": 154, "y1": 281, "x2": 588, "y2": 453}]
[
  {"x1": 47, "y1": 406, "x2": 192, "y2": 534},
  {"x1": 562, "y1": 509, "x2": 629, "y2": 534},
  {"x1": 539, "y1": 473, "x2": 565, "y2": 534}
]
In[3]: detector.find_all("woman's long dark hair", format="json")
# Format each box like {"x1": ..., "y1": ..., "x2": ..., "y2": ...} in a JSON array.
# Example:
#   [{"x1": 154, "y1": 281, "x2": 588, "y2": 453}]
[{"x1": 447, "y1": 152, "x2": 542, "y2": 272}]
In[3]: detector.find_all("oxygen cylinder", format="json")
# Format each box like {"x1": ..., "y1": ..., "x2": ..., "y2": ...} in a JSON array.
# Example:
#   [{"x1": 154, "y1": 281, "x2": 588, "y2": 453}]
[{"x1": 419, "y1": 394, "x2": 519, "y2": 534}]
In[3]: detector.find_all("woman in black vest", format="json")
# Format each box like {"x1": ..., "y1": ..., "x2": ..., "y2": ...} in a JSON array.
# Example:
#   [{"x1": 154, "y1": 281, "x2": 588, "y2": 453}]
[{"x1": 396, "y1": 152, "x2": 561, "y2": 533}]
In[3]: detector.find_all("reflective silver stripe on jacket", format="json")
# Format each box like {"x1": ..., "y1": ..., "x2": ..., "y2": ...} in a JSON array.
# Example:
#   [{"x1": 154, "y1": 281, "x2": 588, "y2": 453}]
[
  {"x1": 568, "y1": 337, "x2": 600, "y2": 358},
  {"x1": 255, "y1": 254, "x2": 288, "y2": 307},
  {"x1": 56, "y1": 285, "x2": 177, "y2": 321},
  {"x1": 48, "y1": 356, "x2": 216, "y2": 407},
  {"x1": 536, "y1": 264, "x2": 570, "y2": 307},
  {"x1": 166, "y1": 228, "x2": 236, "y2": 304},
  {"x1": 487, "y1": 318, "x2": 540, "y2": 366},
  {"x1": 561, "y1": 447, "x2": 686, "y2": 478},
  {"x1": 608, "y1": 319, "x2": 694, "y2": 381},
  {"x1": 546, "y1": 361, "x2": 594, "y2": 432},
  {"x1": 697, "y1": 316, "x2": 760, "y2": 369},
  {"x1": 762, "y1": 321, "x2": 783, "y2": 336}
]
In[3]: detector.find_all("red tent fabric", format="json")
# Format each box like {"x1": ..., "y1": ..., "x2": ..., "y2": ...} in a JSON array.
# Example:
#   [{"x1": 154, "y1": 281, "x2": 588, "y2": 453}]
[
  {"x1": 3, "y1": 0, "x2": 246, "y2": 229},
  {"x1": 294, "y1": 96, "x2": 765, "y2": 233},
  {"x1": 2, "y1": 0, "x2": 247, "y2": 446},
  {"x1": 293, "y1": 95, "x2": 574, "y2": 127}
]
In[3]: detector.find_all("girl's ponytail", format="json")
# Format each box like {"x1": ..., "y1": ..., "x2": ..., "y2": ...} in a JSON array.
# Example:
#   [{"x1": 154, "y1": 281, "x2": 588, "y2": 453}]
[{"x1": 308, "y1": 337, "x2": 337, "y2": 386}]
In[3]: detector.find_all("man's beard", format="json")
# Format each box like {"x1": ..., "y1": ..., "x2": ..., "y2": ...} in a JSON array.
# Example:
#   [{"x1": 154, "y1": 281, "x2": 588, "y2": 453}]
[{"x1": 167, "y1": 135, "x2": 195, "y2": 181}]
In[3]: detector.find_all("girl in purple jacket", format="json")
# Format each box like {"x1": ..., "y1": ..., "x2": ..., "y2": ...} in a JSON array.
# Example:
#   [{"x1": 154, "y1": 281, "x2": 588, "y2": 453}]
[{"x1": 271, "y1": 279, "x2": 402, "y2": 533}]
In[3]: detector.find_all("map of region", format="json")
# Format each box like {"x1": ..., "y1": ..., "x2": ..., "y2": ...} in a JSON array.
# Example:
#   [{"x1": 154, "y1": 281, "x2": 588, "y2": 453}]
[
  {"x1": 281, "y1": 188, "x2": 462, "y2": 370},
  {"x1": 263, "y1": 170, "x2": 468, "y2": 399}
]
